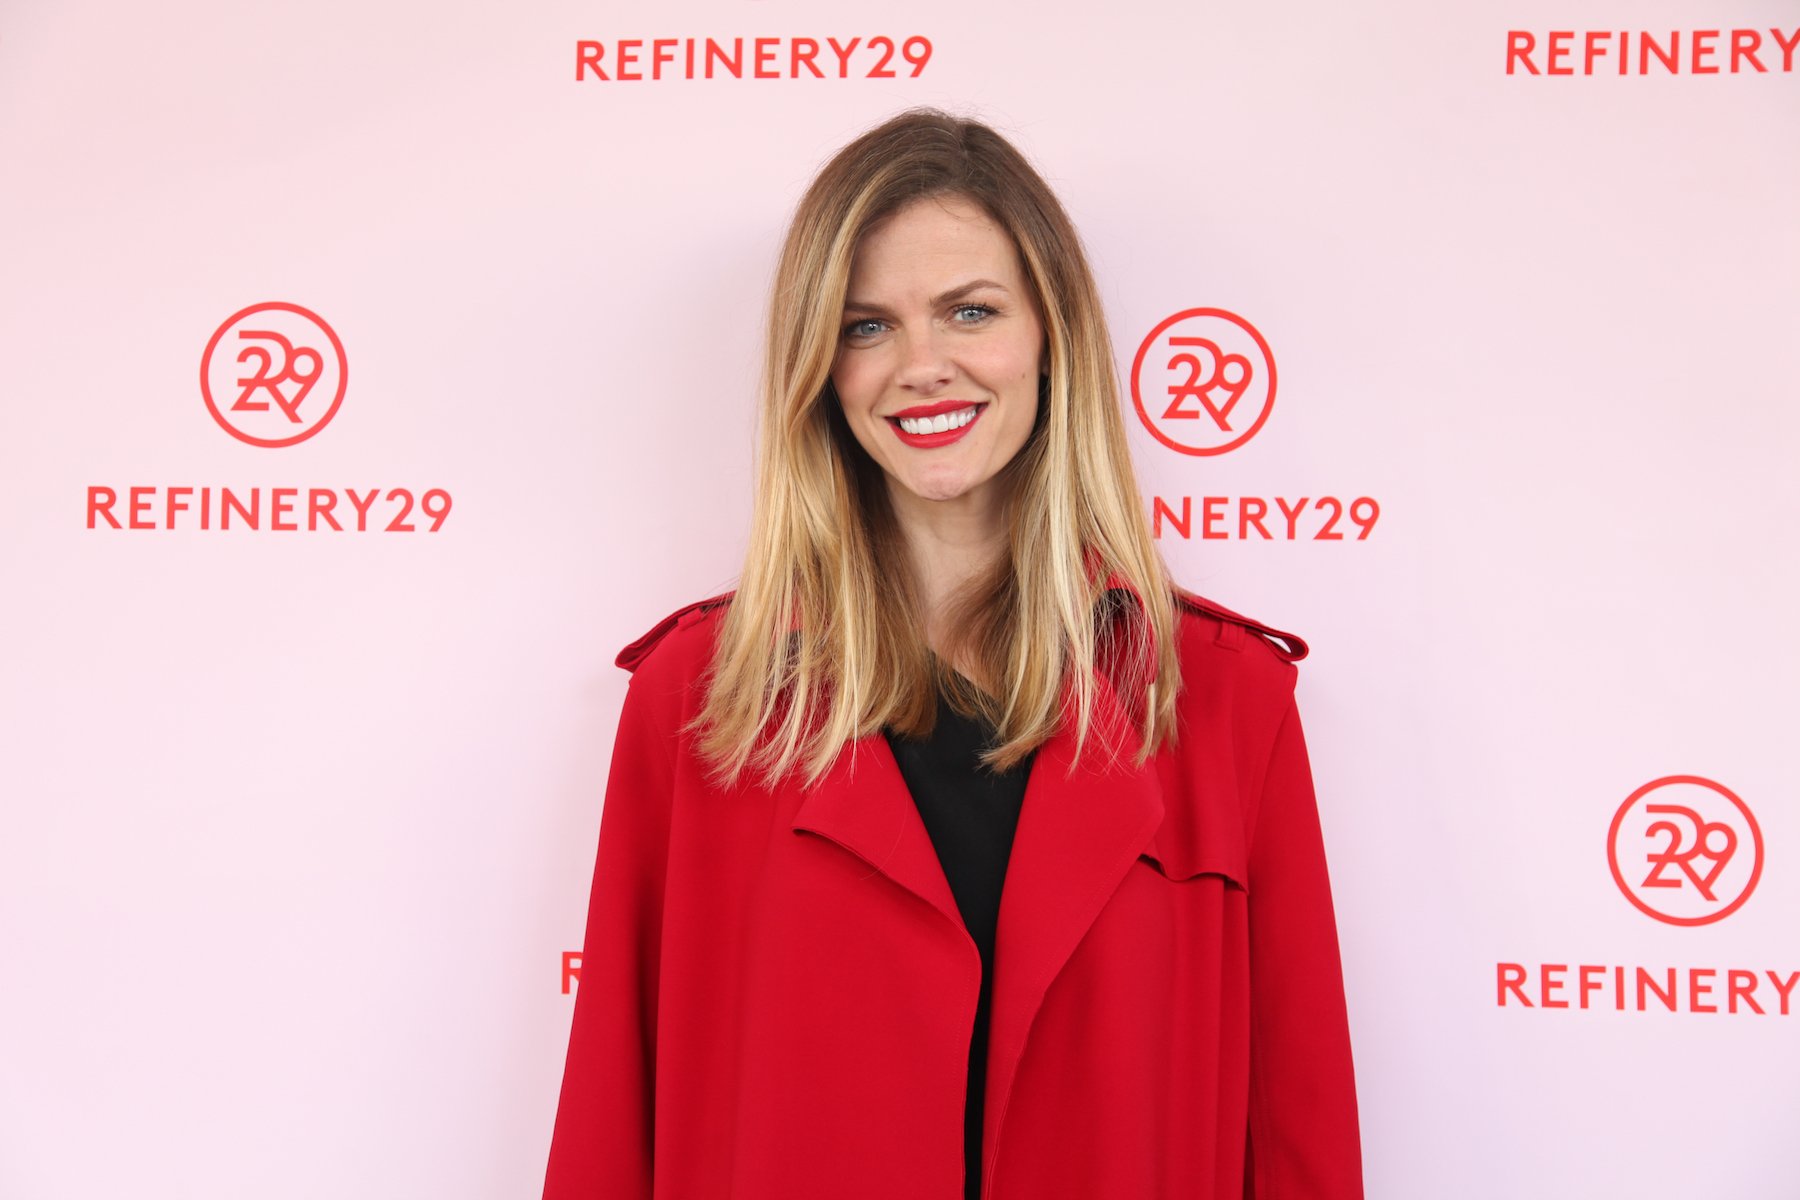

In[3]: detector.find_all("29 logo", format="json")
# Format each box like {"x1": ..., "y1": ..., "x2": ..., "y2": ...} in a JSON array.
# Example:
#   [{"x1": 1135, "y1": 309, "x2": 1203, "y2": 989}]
[
  {"x1": 201, "y1": 301, "x2": 348, "y2": 447},
  {"x1": 1607, "y1": 775, "x2": 1763, "y2": 926},
  {"x1": 1130, "y1": 308, "x2": 1275, "y2": 456}
]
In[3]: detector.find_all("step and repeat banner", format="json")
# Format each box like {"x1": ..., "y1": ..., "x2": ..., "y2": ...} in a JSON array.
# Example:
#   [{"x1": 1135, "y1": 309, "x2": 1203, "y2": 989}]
[{"x1": 3, "y1": 1, "x2": 1796, "y2": 1197}]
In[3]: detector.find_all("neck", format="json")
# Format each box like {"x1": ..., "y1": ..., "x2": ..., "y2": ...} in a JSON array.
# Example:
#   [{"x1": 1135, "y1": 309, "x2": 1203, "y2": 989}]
[{"x1": 885, "y1": 477, "x2": 1010, "y2": 660}]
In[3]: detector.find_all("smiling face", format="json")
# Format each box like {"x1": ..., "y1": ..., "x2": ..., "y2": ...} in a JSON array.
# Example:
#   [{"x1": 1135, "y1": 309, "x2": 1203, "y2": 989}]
[{"x1": 829, "y1": 193, "x2": 1045, "y2": 517}]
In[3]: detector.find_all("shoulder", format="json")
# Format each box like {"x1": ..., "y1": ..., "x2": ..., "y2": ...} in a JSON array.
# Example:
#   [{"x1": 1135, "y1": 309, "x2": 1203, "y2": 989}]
[
  {"x1": 1166, "y1": 584, "x2": 1308, "y2": 702},
  {"x1": 608, "y1": 590, "x2": 734, "y2": 738},
  {"x1": 614, "y1": 589, "x2": 735, "y2": 677},
  {"x1": 615, "y1": 590, "x2": 734, "y2": 676},
  {"x1": 1171, "y1": 585, "x2": 1308, "y2": 663}
]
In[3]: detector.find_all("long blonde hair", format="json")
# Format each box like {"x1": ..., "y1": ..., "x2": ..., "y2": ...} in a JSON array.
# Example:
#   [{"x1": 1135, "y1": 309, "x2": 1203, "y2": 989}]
[{"x1": 689, "y1": 105, "x2": 1182, "y2": 791}]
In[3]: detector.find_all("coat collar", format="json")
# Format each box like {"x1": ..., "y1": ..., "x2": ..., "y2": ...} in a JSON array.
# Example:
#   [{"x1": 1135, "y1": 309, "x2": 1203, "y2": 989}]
[{"x1": 790, "y1": 565, "x2": 1165, "y2": 1178}]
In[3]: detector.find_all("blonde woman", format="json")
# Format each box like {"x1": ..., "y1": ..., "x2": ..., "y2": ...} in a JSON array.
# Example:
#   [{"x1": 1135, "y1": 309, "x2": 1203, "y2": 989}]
[{"x1": 543, "y1": 106, "x2": 1364, "y2": 1200}]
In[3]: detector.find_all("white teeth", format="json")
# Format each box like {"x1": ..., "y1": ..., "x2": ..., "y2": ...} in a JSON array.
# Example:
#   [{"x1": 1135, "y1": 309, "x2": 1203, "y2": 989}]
[{"x1": 897, "y1": 406, "x2": 977, "y2": 435}]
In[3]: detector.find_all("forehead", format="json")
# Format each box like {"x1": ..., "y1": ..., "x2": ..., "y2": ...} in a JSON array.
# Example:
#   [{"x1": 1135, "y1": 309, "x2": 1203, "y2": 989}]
[{"x1": 846, "y1": 195, "x2": 1022, "y2": 288}]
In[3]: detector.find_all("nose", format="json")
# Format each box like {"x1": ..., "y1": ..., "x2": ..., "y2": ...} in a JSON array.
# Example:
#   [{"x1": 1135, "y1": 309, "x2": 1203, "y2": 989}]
[{"x1": 893, "y1": 325, "x2": 954, "y2": 392}]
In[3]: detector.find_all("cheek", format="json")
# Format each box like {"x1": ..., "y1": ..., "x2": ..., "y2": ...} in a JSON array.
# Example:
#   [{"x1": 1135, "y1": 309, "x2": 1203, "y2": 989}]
[
  {"x1": 1008, "y1": 371, "x2": 1043, "y2": 442},
  {"x1": 1008, "y1": 397, "x2": 1039, "y2": 443},
  {"x1": 830, "y1": 363, "x2": 877, "y2": 419},
  {"x1": 980, "y1": 332, "x2": 1043, "y2": 385}
]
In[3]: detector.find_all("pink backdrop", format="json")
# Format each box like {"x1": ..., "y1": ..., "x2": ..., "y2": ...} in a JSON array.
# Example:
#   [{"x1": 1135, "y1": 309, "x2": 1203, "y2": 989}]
[{"x1": 3, "y1": 2, "x2": 1797, "y2": 1196}]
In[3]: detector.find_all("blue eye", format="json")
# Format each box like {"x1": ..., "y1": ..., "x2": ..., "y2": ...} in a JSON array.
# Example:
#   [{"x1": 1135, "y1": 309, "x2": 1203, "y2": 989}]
[{"x1": 842, "y1": 304, "x2": 998, "y2": 341}]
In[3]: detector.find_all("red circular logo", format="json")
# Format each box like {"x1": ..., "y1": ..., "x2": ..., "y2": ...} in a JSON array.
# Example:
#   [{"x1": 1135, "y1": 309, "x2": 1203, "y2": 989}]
[
  {"x1": 200, "y1": 302, "x2": 348, "y2": 447},
  {"x1": 1607, "y1": 775, "x2": 1763, "y2": 926},
  {"x1": 1129, "y1": 308, "x2": 1276, "y2": 456}
]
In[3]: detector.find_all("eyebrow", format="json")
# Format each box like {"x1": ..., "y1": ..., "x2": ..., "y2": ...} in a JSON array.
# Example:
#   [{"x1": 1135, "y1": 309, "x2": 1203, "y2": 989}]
[{"x1": 842, "y1": 278, "x2": 1011, "y2": 315}]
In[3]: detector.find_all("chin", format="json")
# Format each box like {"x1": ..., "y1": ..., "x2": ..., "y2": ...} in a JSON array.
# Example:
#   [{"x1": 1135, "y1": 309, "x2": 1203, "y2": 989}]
[{"x1": 896, "y1": 472, "x2": 978, "y2": 504}]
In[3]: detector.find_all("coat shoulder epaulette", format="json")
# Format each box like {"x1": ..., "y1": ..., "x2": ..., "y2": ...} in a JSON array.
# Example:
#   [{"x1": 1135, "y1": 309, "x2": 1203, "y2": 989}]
[
  {"x1": 1173, "y1": 586, "x2": 1309, "y2": 663},
  {"x1": 614, "y1": 590, "x2": 736, "y2": 673}
]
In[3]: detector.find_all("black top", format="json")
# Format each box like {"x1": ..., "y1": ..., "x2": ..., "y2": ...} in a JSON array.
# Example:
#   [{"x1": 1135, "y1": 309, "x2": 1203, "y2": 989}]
[{"x1": 882, "y1": 678, "x2": 1036, "y2": 1200}]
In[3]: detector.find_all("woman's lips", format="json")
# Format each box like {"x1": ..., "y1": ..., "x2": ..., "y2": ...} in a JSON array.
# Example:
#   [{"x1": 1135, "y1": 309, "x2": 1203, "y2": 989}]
[{"x1": 886, "y1": 403, "x2": 985, "y2": 448}]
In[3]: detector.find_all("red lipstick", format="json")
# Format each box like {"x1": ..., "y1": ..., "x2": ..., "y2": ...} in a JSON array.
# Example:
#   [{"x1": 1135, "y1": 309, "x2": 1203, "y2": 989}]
[
  {"x1": 885, "y1": 401, "x2": 985, "y2": 449},
  {"x1": 889, "y1": 400, "x2": 979, "y2": 419}
]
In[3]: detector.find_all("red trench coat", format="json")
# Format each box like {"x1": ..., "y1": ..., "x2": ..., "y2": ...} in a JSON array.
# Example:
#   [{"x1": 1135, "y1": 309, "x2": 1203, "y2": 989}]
[{"x1": 543, "y1": 586, "x2": 1363, "y2": 1199}]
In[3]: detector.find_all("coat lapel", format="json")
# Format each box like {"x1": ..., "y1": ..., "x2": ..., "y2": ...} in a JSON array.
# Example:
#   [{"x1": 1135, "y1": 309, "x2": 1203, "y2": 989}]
[
  {"x1": 978, "y1": 664, "x2": 1164, "y2": 1182},
  {"x1": 792, "y1": 564, "x2": 1166, "y2": 1180},
  {"x1": 787, "y1": 649, "x2": 1166, "y2": 1189},
  {"x1": 789, "y1": 731, "x2": 970, "y2": 940}
]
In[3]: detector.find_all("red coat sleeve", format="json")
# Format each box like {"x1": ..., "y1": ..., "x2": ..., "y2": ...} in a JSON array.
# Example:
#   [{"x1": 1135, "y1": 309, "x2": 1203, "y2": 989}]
[
  {"x1": 1244, "y1": 687, "x2": 1365, "y2": 1198},
  {"x1": 542, "y1": 669, "x2": 677, "y2": 1199}
]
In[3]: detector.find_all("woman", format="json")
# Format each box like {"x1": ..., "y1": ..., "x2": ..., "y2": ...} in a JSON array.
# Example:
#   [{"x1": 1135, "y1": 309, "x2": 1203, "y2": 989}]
[{"x1": 543, "y1": 107, "x2": 1363, "y2": 1199}]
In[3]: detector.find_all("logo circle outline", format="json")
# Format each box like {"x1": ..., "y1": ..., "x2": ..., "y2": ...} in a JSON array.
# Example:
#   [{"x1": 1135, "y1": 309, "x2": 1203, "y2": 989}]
[
  {"x1": 200, "y1": 301, "x2": 348, "y2": 448},
  {"x1": 1606, "y1": 773, "x2": 1763, "y2": 927},
  {"x1": 1129, "y1": 307, "x2": 1277, "y2": 457}
]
